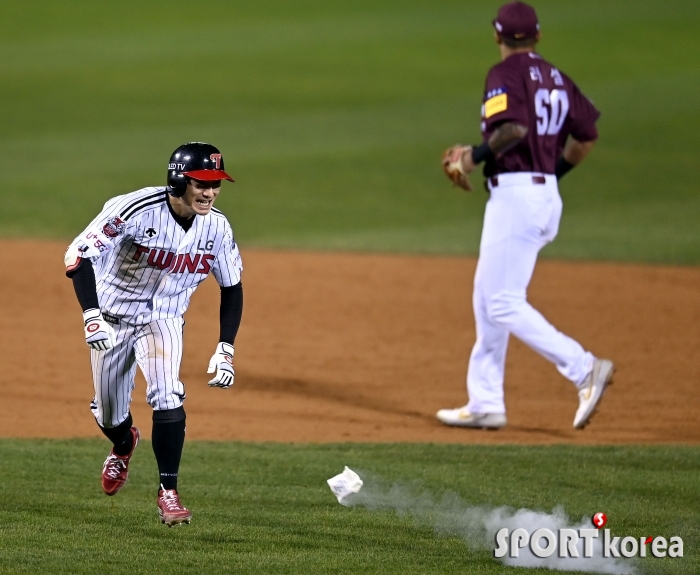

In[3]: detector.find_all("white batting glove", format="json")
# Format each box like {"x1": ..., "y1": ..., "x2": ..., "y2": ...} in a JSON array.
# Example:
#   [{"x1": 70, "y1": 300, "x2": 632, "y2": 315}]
[
  {"x1": 83, "y1": 309, "x2": 116, "y2": 351},
  {"x1": 207, "y1": 342, "x2": 235, "y2": 389}
]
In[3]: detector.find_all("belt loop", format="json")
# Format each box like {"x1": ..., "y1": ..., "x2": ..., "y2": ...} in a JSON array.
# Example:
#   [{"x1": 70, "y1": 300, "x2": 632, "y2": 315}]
[{"x1": 488, "y1": 174, "x2": 547, "y2": 189}]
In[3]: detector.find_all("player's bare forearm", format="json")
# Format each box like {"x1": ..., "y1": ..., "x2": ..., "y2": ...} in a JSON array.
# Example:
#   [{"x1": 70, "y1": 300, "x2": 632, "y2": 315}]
[
  {"x1": 556, "y1": 138, "x2": 596, "y2": 180},
  {"x1": 488, "y1": 122, "x2": 528, "y2": 154},
  {"x1": 465, "y1": 122, "x2": 528, "y2": 172},
  {"x1": 562, "y1": 137, "x2": 596, "y2": 165}
]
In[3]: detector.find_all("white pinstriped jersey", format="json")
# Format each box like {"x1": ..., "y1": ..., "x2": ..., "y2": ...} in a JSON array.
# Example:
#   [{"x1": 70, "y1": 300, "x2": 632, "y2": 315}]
[{"x1": 68, "y1": 186, "x2": 242, "y2": 325}]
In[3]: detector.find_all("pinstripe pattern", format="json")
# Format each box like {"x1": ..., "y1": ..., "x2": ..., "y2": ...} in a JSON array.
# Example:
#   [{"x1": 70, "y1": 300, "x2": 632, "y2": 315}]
[
  {"x1": 90, "y1": 318, "x2": 186, "y2": 427},
  {"x1": 90, "y1": 323, "x2": 138, "y2": 427},
  {"x1": 68, "y1": 187, "x2": 242, "y2": 325},
  {"x1": 73, "y1": 186, "x2": 242, "y2": 427},
  {"x1": 135, "y1": 318, "x2": 186, "y2": 412}
]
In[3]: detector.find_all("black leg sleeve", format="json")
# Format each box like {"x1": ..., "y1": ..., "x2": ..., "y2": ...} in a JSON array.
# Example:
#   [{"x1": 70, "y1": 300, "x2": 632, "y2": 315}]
[
  {"x1": 99, "y1": 412, "x2": 134, "y2": 456},
  {"x1": 219, "y1": 282, "x2": 243, "y2": 344},
  {"x1": 152, "y1": 407, "x2": 186, "y2": 491}
]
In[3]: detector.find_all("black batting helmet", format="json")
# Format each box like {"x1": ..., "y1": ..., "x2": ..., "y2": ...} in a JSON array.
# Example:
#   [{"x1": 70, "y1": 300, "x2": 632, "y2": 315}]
[{"x1": 166, "y1": 142, "x2": 234, "y2": 197}]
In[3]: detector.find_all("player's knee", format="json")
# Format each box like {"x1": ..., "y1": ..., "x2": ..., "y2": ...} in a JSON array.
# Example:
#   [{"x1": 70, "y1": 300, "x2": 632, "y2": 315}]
[
  {"x1": 485, "y1": 291, "x2": 526, "y2": 325},
  {"x1": 147, "y1": 383, "x2": 185, "y2": 413},
  {"x1": 91, "y1": 398, "x2": 130, "y2": 429}
]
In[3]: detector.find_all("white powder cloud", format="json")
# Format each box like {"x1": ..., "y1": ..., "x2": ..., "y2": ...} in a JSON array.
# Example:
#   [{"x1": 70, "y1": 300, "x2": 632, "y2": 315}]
[{"x1": 342, "y1": 472, "x2": 636, "y2": 574}]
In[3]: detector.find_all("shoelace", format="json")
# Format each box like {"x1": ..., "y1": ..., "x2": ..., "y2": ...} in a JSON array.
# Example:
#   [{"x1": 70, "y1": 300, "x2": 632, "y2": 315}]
[
  {"x1": 103, "y1": 455, "x2": 127, "y2": 479},
  {"x1": 160, "y1": 490, "x2": 185, "y2": 511}
]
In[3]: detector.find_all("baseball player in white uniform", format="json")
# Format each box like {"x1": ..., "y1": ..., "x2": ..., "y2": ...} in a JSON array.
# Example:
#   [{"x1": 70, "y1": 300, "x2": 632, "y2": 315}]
[
  {"x1": 65, "y1": 142, "x2": 243, "y2": 526},
  {"x1": 438, "y1": 2, "x2": 613, "y2": 430}
]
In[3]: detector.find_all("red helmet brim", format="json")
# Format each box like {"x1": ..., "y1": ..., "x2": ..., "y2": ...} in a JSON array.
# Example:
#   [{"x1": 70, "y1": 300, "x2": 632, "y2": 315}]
[{"x1": 182, "y1": 169, "x2": 234, "y2": 182}]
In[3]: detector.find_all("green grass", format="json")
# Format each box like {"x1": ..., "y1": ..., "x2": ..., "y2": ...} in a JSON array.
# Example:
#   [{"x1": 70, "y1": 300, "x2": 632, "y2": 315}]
[
  {"x1": 0, "y1": 440, "x2": 697, "y2": 574},
  {"x1": 1, "y1": 5, "x2": 696, "y2": 572},
  {"x1": 0, "y1": 0, "x2": 698, "y2": 263}
]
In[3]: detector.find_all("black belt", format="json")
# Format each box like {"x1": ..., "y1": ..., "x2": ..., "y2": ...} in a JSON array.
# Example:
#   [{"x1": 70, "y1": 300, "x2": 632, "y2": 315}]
[
  {"x1": 489, "y1": 175, "x2": 546, "y2": 188},
  {"x1": 102, "y1": 312, "x2": 121, "y2": 325}
]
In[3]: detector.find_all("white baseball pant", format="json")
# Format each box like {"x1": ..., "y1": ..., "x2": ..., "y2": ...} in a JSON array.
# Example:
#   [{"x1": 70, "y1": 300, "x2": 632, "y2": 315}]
[
  {"x1": 89, "y1": 317, "x2": 186, "y2": 427},
  {"x1": 465, "y1": 173, "x2": 594, "y2": 414}
]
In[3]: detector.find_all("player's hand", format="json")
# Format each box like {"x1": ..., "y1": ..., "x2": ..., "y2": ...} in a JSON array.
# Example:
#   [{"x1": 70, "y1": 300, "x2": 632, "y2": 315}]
[
  {"x1": 207, "y1": 342, "x2": 235, "y2": 389},
  {"x1": 83, "y1": 308, "x2": 116, "y2": 351},
  {"x1": 441, "y1": 144, "x2": 474, "y2": 191}
]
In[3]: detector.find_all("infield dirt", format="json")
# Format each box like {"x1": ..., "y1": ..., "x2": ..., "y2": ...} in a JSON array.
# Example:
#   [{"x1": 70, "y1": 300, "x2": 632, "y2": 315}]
[{"x1": 2, "y1": 240, "x2": 698, "y2": 444}]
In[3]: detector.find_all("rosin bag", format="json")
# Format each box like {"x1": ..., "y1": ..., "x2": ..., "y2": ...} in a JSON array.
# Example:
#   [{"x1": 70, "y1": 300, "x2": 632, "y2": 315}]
[{"x1": 327, "y1": 466, "x2": 363, "y2": 505}]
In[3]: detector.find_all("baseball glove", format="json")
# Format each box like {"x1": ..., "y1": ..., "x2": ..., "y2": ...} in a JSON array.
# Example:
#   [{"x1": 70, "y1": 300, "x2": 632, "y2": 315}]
[{"x1": 442, "y1": 144, "x2": 473, "y2": 191}]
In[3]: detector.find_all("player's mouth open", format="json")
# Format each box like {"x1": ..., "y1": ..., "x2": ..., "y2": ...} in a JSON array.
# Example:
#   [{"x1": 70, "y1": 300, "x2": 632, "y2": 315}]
[{"x1": 197, "y1": 199, "x2": 212, "y2": 206}]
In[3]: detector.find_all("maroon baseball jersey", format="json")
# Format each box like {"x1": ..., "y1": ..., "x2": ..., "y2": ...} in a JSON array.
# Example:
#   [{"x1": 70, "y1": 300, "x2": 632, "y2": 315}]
[{"x1": 480, "y1": 51, "x2": 600, "y2": 176}]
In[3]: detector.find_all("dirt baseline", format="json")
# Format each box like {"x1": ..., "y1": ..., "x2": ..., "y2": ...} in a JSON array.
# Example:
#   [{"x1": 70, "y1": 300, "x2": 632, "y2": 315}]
[{"x1": 1, "y1": 240, "x2": 699, "y2": 444}]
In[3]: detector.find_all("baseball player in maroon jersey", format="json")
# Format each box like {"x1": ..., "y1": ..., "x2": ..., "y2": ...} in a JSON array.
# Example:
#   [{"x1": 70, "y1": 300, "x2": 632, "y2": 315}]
[
  {"x1": 438, "y1": 2, "x2": 613, "y2": 430},
  {"x1": 64, "y1": 142, "x2": 243, "y2": 525}
]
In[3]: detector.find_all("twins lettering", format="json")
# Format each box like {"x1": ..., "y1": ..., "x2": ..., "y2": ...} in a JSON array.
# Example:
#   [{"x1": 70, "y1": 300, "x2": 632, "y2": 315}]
[{"x1": 132, "y1": 244, "x2": 214, "y2": 274}]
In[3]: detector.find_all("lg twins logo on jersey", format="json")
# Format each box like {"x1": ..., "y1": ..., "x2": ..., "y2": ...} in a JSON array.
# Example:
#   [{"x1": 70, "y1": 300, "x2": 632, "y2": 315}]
[
  {"x1": 132, "y1": 244, "x2": 215, "y2": 275},
  {"x1": 102, "y1": 216, "x2": 126, "y2": 238}
]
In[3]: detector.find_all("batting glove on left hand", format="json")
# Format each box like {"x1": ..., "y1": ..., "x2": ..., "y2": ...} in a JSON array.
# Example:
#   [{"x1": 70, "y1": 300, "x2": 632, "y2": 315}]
[
  {"x1": 83, "y1": 308, "x2": 116, "y2": 351},
  {"x1": 207, "y1": 342, "x2": 235, "y2": 389}
]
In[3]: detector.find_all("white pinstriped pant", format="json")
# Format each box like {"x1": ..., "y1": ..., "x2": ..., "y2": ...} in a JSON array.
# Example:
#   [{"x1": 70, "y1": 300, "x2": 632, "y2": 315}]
[
  {"x1": 465, "y1": 173, "x2": 594, "y2": 414},
  {"x1": 89, "y1": 317, "x2": 186, "y2": 428}
]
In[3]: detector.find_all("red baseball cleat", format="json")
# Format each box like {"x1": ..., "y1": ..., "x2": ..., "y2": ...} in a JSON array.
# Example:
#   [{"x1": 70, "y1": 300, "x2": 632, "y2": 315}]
[
  {"x1": 158, "y1": 487, "x2": 192, "y2": 527},
  {"x1": 101, "y1": 427, "x2": 140, "y2": 496}
]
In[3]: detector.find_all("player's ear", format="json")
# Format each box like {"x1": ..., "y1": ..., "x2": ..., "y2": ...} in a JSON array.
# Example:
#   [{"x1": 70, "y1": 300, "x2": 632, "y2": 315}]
[
  {"x1": 534, "y1": 32, "x2": 541, "y2": 44},
  {"x1": 494, "y1": 31, "x2": 502, "y2": 45}
]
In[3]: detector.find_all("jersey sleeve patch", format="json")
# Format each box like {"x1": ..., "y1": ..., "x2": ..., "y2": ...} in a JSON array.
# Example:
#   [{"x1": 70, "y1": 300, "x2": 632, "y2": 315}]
[
  {"x1": 485, "y1": 93, "x2": 508, "y2": 118},
  {"x1": 102, "y1": 216, "x2": 126, "y2": 238}
]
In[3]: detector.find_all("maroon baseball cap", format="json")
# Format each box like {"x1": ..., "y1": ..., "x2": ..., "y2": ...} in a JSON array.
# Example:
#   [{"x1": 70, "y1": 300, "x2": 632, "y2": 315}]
[{"x1": 493, "y1": 2, "x2": 539, "y2": 41}]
